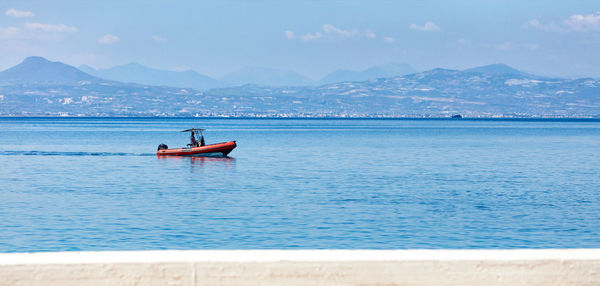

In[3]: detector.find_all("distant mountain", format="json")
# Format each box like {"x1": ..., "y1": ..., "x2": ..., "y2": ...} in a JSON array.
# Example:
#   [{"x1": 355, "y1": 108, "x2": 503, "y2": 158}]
[
  {"x1": 319, "y1": 63, "x2": 416, "y2": 84},
  {"x1": 199, "y1": 67, "x2": 598, "y2": 117},
  {"x1": 221, "y1": 66, "x2": 313, "y2": 87},
  {"x1": 0, "y1": 56, "x2": 104, "y2": 85},
  {"x1": 464, "y1": 64, "x2": 526, "y2": 76},
  {"x1": 80, "y1": 63, "x2": 223, "y2": 90},
  {"x1": 0, "y1": 57, "x2": 206, "y2": 116},
  {"x1": 1, "y1": 59, "x2": 598, "y2": 117},
  {"x1": 77, "y1": 64, "x2": 98, "y2": 74}
]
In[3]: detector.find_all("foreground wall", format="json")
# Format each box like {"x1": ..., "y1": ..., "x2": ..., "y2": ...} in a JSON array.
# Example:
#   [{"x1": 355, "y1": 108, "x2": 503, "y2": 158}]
[{"x1": 1, "y1": 249, "x2": 599, "y2": 285}]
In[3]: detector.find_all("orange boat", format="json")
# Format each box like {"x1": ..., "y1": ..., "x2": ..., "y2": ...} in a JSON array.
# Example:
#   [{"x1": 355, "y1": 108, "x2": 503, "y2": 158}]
[{"x1": 157, "y1": 128, "x2": 236, "y2": 157}]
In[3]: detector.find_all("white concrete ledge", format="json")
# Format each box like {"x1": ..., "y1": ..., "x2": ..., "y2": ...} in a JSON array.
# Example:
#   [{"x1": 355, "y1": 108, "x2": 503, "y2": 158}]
[{"x1": 1, "y1": 249, "x2": 600, "y2": 285}]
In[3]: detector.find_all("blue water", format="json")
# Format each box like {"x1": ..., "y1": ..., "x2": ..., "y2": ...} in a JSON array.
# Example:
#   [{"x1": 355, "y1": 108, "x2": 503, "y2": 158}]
[{"x1": 0, "y1": 117, "x2": 599, "y2": 252}]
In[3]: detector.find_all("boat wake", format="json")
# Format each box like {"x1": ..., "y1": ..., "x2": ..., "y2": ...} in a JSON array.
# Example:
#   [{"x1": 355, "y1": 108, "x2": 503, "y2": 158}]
[{"x1": 0, "y1": 150, "x2": 155, "y2": 157}]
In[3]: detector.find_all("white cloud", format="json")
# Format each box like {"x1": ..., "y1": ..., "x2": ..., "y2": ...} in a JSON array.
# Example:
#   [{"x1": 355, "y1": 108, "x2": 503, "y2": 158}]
[
  {"x1": 322, "y1": 24, "x2": 360, "y2": 38},
  {"x1": 286, "y1": 25, "x2": 376, "y2": 42},
  {"x1": 524, "y1": 19, "x2": 543, "y2": 30},
  {"x1": 383, "y1": 37, "x2": 395, "y2": 43},
  {"x1": 482, "y1": 41, "x2": 540, "y2": 51},
  {"x1": 525, "y1": 11, "x2": 600, "y2": 32},
  {"x1": 523, "y1": 19, "x2": 563, "y2": 32},
  {"x1": 152, "y1": 35, "x2": 168, "y2": 42},
  {"x1": 284, "y1": 30, "x2": 295, "y2": 40},
  {"x1": 365, "y1": 30, "x2": 376, "y2": 39},
  {"x1": 0, "y1": 26, "x2": 20, "y2": 39},
  {"x1": 301, "y1": 32, "x2": 322, "y2": 41},
  {"x1": 98, "y1": 34, "x2": 119, "y2": 44},
  {"x1": 5, "y1": 8, "x2": 34, "y2": 18},
  {"x1": 1, "y1": 23, "x2": 78, "y2": 42},
  {"x1": 562, "y1": 11, "x2": 600, "y2": 31},
  {"x1": 25, "y1": 22, "x2": 78, "y2": 33},
  {"x1": 409, "y1": 21, "x2": 441, "y2": 32}
]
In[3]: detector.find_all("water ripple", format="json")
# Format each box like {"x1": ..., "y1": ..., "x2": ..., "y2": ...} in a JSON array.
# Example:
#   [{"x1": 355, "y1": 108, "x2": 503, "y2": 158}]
[{"x1": 0, "y1": 150, "x2": 155, "y2": 156}]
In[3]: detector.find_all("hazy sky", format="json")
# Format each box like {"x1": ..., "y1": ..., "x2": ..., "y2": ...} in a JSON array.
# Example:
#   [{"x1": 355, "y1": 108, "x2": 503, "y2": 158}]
[{"x1": 1, "y1": 0, "x2": 600, "y2": 79}]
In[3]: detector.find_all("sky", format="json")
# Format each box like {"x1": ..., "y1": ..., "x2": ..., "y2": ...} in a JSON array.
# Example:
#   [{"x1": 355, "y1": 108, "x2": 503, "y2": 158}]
[{"x1": 1, "y1": 0, "x2": 600, "y2": 80}]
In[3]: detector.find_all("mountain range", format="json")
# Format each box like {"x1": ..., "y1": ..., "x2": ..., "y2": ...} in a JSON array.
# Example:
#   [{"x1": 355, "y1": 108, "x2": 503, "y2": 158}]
[
  {"x1": 79, "y1": 62, "x2": 418, "y2": 89},
  {"x1": 318, "y1": 63, "x2": 416, "y2": 84},
  {"x1": 79, "y1": 63, "x2": 224, "y2": 90},
  {"x1": 0, "y1": 56, "x2": 598, "y2": 117},
  {"x1": 0, "y1": 56, "x2": 105, "y2": 85}
]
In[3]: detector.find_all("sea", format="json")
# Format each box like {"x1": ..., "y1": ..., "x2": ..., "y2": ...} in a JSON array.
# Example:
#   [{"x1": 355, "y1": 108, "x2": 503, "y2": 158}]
[{"x1": 0, "y1": 117, "x2": 599, "y2": 252}]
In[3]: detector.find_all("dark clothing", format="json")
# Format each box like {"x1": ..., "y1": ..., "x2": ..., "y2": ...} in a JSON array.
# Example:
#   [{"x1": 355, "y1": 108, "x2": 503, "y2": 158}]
[{"x1": 190, "y1": 132, "x2": 198, "y2": 147}]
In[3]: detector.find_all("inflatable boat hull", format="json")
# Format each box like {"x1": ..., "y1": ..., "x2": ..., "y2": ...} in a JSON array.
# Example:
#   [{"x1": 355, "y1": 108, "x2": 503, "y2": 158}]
[{"x1": 157, "y1": 141, "x2": 236, "y2": 157}]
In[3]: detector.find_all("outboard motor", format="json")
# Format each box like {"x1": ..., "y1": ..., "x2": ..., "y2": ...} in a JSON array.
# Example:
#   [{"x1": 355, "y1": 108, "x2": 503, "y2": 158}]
[{"x1": 157, "y1": 143, "x2": 168, "y2": 151}]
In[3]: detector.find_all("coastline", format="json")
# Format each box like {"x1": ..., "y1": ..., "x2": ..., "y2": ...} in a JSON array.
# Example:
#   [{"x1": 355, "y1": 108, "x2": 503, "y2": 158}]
[{"x1": 0, "y1": 115, "x2": 599, "y2": 121}]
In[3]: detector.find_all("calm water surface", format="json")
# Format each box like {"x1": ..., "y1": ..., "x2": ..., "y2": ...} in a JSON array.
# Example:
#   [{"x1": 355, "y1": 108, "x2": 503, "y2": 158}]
[{"x1": 0, "y1": 118, "x2": 599, "y2": 252}]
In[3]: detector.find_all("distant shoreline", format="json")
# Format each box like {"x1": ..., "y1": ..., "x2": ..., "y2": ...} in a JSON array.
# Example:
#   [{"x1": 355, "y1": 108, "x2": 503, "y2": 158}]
[{"x1": 0, "y1": 115, "x2": 599, "y2": 122}]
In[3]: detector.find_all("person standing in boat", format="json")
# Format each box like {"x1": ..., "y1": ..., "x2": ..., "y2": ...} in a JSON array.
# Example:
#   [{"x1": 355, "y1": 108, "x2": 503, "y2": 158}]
[{"x1": 190, "y1": 131, "x2": 198, "y2": 147}]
